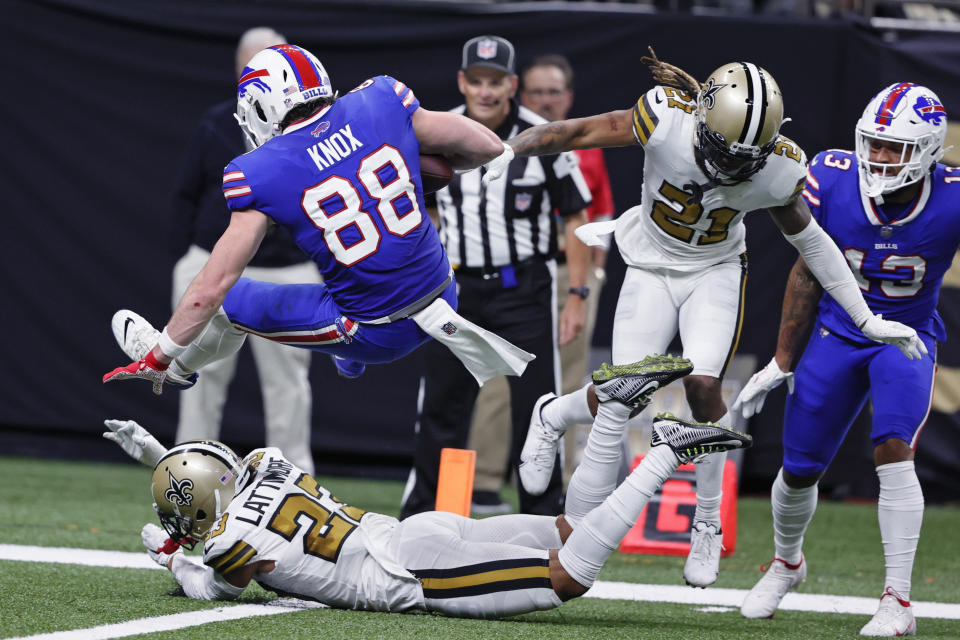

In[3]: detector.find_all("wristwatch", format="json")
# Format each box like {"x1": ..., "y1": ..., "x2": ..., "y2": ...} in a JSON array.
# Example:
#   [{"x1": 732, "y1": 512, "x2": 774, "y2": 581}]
[{"x1": 568, "y1": 286, "x2": 590, "y2": 300}]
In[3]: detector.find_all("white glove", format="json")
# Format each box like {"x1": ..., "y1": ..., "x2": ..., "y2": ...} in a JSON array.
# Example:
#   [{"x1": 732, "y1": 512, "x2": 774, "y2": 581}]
[
  {"x1": 732, "y1": 357, "x2": 795, "y2": 419},
  {"x1": 480, "y1": 145, "x2": 515, "y2": 186},
  {"x1": 859, "y1": 314, "x2": 928, "y2": 360},
  {"x1": 103, "y1": 419, "x2": 168, "y2": 467},
  {"x1": 142, "y1": 523, "x2": 183, "y2": 569}
]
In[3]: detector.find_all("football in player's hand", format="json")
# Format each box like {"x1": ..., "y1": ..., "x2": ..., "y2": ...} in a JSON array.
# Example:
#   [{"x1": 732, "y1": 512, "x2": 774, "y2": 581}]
[{"x1": 419, "y1": 154, "x2": 453, "y2": 194}]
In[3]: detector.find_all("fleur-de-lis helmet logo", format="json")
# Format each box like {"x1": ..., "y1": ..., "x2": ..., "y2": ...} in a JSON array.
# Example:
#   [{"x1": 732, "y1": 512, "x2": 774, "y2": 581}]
[
  {"x1": 700, "y1": 78, "x2": 727, "y2": 110},
  {"x1": 165, "y1": 471, "x2": 194, "y2": 506}
]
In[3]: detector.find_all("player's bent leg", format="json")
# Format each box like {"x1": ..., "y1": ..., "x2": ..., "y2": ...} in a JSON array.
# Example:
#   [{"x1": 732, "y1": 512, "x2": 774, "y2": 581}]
[
  {"x1": 176, "y1": 308, "x2": 247, "y2": 374},
  {"x1": 564, "y1": 356, "x2": 693, "y2": 526},
  {"x1": 454, "y1": 512, "x2": 563, "y2": 551},
  {"x1": 560, "y1": 414, "x2": 751, "y2": 590},
  {"x1": 394, "y1": 512, "x2": 562, "y2": 618}
]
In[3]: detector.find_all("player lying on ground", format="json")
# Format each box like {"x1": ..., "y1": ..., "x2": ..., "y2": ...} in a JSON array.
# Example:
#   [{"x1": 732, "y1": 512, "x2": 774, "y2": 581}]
[
  {"x1": 102, "y1": 43, "x2": 531, "y2": 398},
  {"x1": 733, "y1": 82, "x2": 957, "y2": 637},
  {"x1": 481, "y1": 48, "x2": 927, "y2": 589},
  {"x1": 104, "y1": 357, "x2": 750, "y2": 618}
]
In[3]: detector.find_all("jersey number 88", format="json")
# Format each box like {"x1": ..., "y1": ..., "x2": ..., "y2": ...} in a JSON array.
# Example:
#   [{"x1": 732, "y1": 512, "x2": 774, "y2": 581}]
[{"x1": 301, "y1": 145, "x2": 423, "y2": 265}]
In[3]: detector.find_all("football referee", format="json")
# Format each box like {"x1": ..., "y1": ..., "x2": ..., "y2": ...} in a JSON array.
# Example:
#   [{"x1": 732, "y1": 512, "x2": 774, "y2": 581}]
[{"x1": 401, "y1": 35, "x2": 591, "y2": 519}]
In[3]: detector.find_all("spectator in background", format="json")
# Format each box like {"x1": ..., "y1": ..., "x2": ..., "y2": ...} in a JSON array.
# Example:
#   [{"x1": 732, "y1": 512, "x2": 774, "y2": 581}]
[
  {"x1": 467, "y1": 54, "x2": 616, "y2": 513},
  {"x1": 169, "y1": 27, "x2": 322, "y2": 473},
  {"x1": 401, "y1": 36, "x2": 592, "y2": 520}
]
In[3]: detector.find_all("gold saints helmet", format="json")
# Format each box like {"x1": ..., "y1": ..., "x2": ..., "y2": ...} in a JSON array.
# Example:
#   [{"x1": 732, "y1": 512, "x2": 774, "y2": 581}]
[
  {"x1": 151, "y1": 440, "x2": 242, "y2": 549},
  {"x1": 695, "y1": 62, "x2": 786, "y2": 183}
]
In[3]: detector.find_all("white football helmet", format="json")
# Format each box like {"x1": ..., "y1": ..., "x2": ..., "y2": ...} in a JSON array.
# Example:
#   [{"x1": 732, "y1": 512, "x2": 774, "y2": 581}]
[
  {"x1": 695, "y1": 62, "x2": 786, "y2": 184},
  {"x1": 151, "y1": 440, "x2": 242, "y2": 549},
  {"x1": 236, "y1": 44, "x2": 334, "y2": 148},
  {"x1": 855, "y1": 82, "x2": 947, "y2": 198}
]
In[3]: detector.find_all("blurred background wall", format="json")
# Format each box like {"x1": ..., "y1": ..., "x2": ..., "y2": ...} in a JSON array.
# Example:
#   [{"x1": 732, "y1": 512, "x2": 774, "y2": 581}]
[{"x1": 3, "y1": 0, "x2": 958, "y2": 501}]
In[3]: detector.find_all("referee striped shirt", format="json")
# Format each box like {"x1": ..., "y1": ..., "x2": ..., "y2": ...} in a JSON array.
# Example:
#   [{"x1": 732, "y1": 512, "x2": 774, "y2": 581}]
[{"x1": 435, "y1": 101, "x2": 592, "y2": 269}]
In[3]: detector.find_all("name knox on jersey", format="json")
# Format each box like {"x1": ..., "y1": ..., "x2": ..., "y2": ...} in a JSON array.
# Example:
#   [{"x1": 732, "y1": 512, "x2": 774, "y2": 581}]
[
  {"x1": 306, "y1": 124, "x2": 365, "y2": 172},
  {"x1": 235, "y1": 456, "x2": 295, "y2": 526}
]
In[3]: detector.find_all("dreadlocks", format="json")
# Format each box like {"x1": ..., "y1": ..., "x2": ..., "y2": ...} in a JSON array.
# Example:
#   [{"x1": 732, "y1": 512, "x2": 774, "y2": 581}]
[{"x1": 640, "y1": 46, "x2": 702, "y2": 97}]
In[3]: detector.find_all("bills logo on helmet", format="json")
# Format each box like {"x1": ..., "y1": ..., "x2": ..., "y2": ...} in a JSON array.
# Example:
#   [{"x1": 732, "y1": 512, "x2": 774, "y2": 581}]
[
  {"x1": 311, "y1": 121, "x2": 331, "y2": 137},
  {"x1": 237, "y1": 67, "x2": 271, "y2": 98},
  {"x1": 477, "y1": 38, "x2": 498, "y2": 59},
  {"x1": 913, "y1": 95, "x2": 946, "y2": 125},
  {"x1": 165, "y1": 472, "x2": 194, "y2": 506}
]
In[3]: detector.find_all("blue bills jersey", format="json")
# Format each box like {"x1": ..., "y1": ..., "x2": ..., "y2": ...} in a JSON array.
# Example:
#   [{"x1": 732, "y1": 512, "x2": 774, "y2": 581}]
[
  {"x1": 222, "y1": 76, "x2": 449, "y2": 322},
  {"x1": 803, "y1": 150, "x2": 960, "y2": 342}
]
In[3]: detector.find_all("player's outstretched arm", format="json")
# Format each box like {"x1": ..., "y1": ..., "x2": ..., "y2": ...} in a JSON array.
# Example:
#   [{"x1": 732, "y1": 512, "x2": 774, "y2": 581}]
[
  {"x1": 103, "y1": 419, "x2": 168, "y2": 467},
  {"x1": 768, "y1": 198, "x2": 926, "y2": 360},
  {"x1": 145, "y1": 209, "x2": 268, "y2": 368},
  {"x1": 411, "y1": 108, "x2": 504, "y2": 170},
  {"x1": 732, "y1": 256, "x2": 820, "y2": 417},
  {"x1": 483, "y1": 110, "x2": 636, "y2": 184},
  {"x1": 103, "y1": 209, "x2": 268, "y2": 393}
]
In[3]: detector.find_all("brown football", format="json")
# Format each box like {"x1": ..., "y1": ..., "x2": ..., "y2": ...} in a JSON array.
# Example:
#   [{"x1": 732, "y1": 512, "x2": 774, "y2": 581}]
[{"x1": 419, "y1": 154, "x2": 454, "y2": 194}]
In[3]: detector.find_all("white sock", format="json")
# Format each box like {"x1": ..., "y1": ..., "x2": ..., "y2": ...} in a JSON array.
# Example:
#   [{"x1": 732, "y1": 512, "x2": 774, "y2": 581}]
[
  {"x1": 564, "y1": 401, "x2": 633, "y2": 527},
  {"x1": 771, "y1": 467, "x2": 817, "y2": 565},
  {"x1": 693, "y1": 412, "x2": 730, "y2": 525},
  {"x1": 877, "y1": 460, "x2": 923, "y2": 600},
  {"x1": 559, "y1": 445, "x2": 679, "y2": 587},
  {"x1": 542, "y1": 383, "x2": 594, "y2": 433},
  {"x1": 177, "y1": 309, "x2": 247, "y2": 372}
]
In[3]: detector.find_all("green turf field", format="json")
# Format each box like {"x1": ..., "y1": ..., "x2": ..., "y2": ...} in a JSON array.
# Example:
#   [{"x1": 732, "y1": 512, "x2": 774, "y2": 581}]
[{"x1": 1, "y1": 456, "x2": 958, "y2": 639}]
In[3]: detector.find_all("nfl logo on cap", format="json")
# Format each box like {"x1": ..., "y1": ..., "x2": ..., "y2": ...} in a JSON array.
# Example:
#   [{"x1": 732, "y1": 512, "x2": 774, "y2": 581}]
[{"x1": 477, "y1": 38, "x2": 498, "y2": 60}]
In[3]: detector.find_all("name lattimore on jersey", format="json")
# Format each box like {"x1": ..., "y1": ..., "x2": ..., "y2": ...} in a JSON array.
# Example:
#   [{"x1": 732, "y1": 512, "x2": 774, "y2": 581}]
[
  {"x1": 306, "y1": 124, "x2": 365, "y2": 172},
  {"x1": 235, "y1": 456, "x2": 295, "y2": 526}
]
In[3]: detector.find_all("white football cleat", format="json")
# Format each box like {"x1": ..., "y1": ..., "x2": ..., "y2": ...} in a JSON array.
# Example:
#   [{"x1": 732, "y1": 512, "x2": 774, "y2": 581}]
[
  {"x1": 111, "y1": 310, "x2": 198, "y2": 389},
  {"x1": 740, "y1": 556, "x2": 807, "y2": 618},
  {"x1": 683, "y1": 520, "x2": 723, "y2": 588},
  {"x1": 518, "y1": 393, "x2": 562, "y2": 496},
  {"x1": 112, "y1": 309, "x2": 160, "y2": 361},
  {"x1": 860, "y1": 587, "x2": 916, "y2": 636}
]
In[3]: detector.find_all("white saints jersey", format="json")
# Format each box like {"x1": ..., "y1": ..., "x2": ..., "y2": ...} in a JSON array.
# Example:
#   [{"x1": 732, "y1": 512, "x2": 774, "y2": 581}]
[
  {"x1": 616, "y1": 85, "x2": 807, "y2": 271},
  {"x1": 202, "y1": 448, "x2": 422, "y2": 611}
]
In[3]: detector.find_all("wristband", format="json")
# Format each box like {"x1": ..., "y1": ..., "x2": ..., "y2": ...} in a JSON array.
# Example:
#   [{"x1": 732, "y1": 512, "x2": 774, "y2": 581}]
[
  {"x1": 159, "y1": 326, "x2": 188, "y2": 358},
  {"x1": 144, "y1": 350, "x2": 170, "y2": 371}
]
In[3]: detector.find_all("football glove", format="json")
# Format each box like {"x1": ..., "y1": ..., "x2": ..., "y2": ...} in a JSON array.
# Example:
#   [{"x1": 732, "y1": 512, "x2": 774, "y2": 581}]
[
  {"x1": 103, "y1": 419, "x2": 168, "y2": 467},
  {"x1": 732, "y1": 357, "x2": 795, "y2": 419},
  {"x1": 102, "y1": 350, "x2": 169, "y2": 395},
  {"x1": 480, "y1": 145, "x2": 515, "y2": 186},
  {"x1": 142, "y1": 523, "x2": 182, "y2": 569},
  {"x1": 859, "y1": 314, "x2": 928, "y2": 360}
]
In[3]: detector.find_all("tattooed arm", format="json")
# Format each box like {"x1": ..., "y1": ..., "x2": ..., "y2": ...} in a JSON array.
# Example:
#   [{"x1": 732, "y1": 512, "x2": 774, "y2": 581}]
[
  {"x1": 508, "y1": 110, "x2": 638, "y2": 157},
  {"x1": 775, "y1": 256, "x2": 823, "y2": 371}
]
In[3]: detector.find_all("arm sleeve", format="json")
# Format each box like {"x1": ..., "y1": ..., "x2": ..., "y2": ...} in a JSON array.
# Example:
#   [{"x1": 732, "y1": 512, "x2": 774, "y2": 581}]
[
  {"x1": 782, "y1": 218, "x2": 872, "y2": 328},
  {"x1": 170, "y1": 554, "x2": 245, "y2": 601}
]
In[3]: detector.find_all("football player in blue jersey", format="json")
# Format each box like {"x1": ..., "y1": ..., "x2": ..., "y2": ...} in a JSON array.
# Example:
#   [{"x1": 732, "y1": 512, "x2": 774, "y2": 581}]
[
  {"x1": 103, "y1": 44, "x2": 534, "y2": 394},
  {"x1": 734, "y1": 83, "x2": 958, "y2": 636}
]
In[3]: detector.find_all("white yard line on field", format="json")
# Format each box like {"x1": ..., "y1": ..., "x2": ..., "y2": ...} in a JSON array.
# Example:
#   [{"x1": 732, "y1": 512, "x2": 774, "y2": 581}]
[{"x1": 2, "y1": 542, "x2": 959, "y2": 640}]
